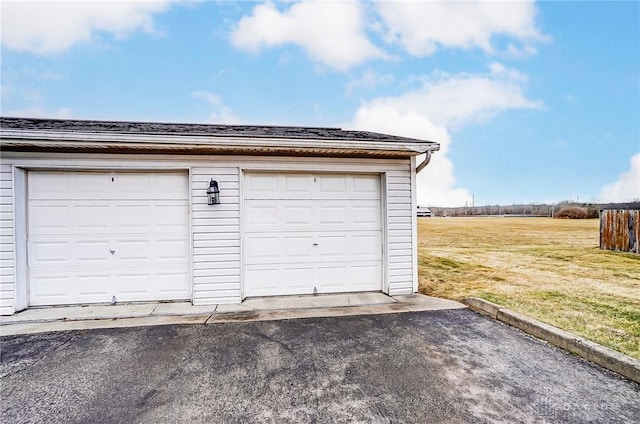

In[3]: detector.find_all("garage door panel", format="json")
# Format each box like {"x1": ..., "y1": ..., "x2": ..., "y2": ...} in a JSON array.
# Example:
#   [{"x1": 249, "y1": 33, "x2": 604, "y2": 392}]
[
  {"x1": 245, "y1": 174, "x2": 380, "y2": 200},
  {"x1": 350, "y1": 263, "x2": 382, "y2": 289},
  {"x1": 28, "y1": 170, "x2": 190, "y2": 306},
  {"x1": 315, "y1": 262, "x2": 381, "y2": 292},
  {"x1": 117, "y1": 240, "x2": 152, "y2": 261},
  {"x1": 157, "y1": 240, "x2": 189, "y2": 260},
  {"x1": 282, "y1": 235, "x2": 314, "y2": 260},
  {"x1": 318, "y1": 201, "x2": 380, "y2": 231},
  {"x1": 316, "y1": 235, "x2": 347, "y2": 259},
  {"x1": 29, "y1": 205, "x2": 71, "y2": 232},
  {"x1": 28, "y1": 241, "x2": 70, "y2": 265},
  {"x1": 246, "y1": 200, "x2": 380, "y2": 232},
  {"x1": 29, "y1": 171, "x2": 104, "y2": 200},
  {"x1": 315, "y1": 232, "x2": 381, "y2": 261},
  {"x1": 156, "y1": 271, "x2": 190, "y2": 294},
  {"x1": 244, "y1": 266, "x2": 280, "y2": 294},
  {"x1": 76, "y1": 241, "x2": 111, "y2": 263},
  {"x1": 117, "y1": 269, "x2": 189, "y2": 298},
  {"x1": 75, "y1": 205, "x2": 110, "y2": 229},
  {"x1": 115, "y1": 206, "x2": 151, "y2": 228},
  {"x1": 76, "y1": 275, "x2": 111, "y2": 298},
  {"x1": 351, "y1": 233, "x2": 383, "y2": 258},
  {"x1": 155, "y1": 173, "x2": 189, "y2": 198},
  {"x1": 30, "y1": 202, "x2": 189, "y2": 235},
  {"x1": 28, "y1": 172, "x2": 70, "y2": 197},
  {"x1": 246, "y1": 200, "x2": 381, "y2": 232},
  {"x1": 28, "y1": 172, "x2": 189, "y2": 201},
  {"x1": 245, "y1": 264, "x2": 315, "y2": 297},
  {"x1": 245, "y1": 203, "x2": 279, "y2": 230},
  {"x1": 157, "y1": 203, "x2": 190, "y2": 226},
  {"x1": 118, "y1": 272, "x2": 152, "y2": 295},
  {"x1": 29, "y1": 239, "x2": 112, "y2": 267},
  {"x1": 353, "y1": 205, "x2": 381, "y2": 225},
  {"x1": 245, "y1": 233, "x2": 315, "y2": 265},
  {"x1": 115, "y1": 237, "x2": 189, "y2": 263},
  {"x1": 31, "y1": 275, "x2": 75, "y2": 301},
  {"x1": 114, "y1": 173, "x2": 189, "y2": 200},
  {"x1": 246, "y1": 173, "x2": 279, "y2": 195},
  {"x1": 156, "y1": 204, "x2": 189, "y2": 227},
  {"x1": 243, "y1": 172, "x2": 382, "y2": 297},
  {"x1": 285, "y1": 175, "x2": 315, "y2": 194},
  {"x1": 245, "y1": 235, "x2": 279, "y2": 261},
  {"x1": 353, "y1": 175, "x2": 380, "y2": 195},
  {"x1": 314, "y1": 266, "x2": 348, "y2": 290},
  {"x1": 76, "y1": 172, "x2": 109, "y2": 194},
  {"x1": 115, "y1": 173, "x2": 151, "y2": 194},
  {"x1": 282, "y1": 266, "x2": 315, "y2": 287},
  {"x1": 284, "y1": 206, "x2": 313, "y2": 225},
  {"x1": 30, "y1": 265, "x2": 191, "y2": 306},
  {"x1": 317, "y1": 206, "x2": 347, "y2": 224},
  {"x1": 318, "y1": 175, "x2": 346, "y2": 193}
]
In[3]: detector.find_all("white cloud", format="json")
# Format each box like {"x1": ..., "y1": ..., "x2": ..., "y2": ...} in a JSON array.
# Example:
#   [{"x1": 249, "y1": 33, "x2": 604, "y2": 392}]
[
  {"x1": 346, "y1": 70, "x2": 394, "y2": 94},
  {"x1": 348, "y1": 65, "x2": 542, "y2": 206},
  {"x1": 505, "y1": 43, "x2": 538, "y2": 59},
  {"x1": 1, "y1": 1, "x2": 170, "y2": 54},
  {"x1": 228, "y1": 1, "x2": 547, "y2": 71},
  {"x1": 192, "y1": 91, "x2": 242, "y2": 125},
  {"x1": 362, "y1": 63, "x2": 542, "y2": 129},
  {"x1": 350, "y1": 105, "x2": 471, "y2": 206},
  {"x1": 599, "y1": 153, "x2": 640, "y2": 202},
  {"x1": 375, "y1": 0, "x2": 546, "y2": 57},
  {"x1": 230, "y1": 1, "x2": 386, "y2": 71}
]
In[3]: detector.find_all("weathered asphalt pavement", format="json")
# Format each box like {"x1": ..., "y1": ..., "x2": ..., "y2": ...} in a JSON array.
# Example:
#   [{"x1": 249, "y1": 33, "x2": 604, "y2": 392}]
[{"x1": 1, "y1": 309, "x2": 638, "y2": 423}]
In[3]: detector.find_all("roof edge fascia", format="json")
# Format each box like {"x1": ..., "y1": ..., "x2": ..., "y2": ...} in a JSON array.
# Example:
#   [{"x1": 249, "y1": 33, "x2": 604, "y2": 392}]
[{"x1": 0, "y1": 129, "x2": 440, "y2": 156}]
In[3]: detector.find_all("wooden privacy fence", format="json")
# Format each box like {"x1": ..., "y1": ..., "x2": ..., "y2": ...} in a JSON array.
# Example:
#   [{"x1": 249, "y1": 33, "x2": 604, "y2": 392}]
[{"x1": 600, "y1": 209, "x2": 639, "y2": 254}]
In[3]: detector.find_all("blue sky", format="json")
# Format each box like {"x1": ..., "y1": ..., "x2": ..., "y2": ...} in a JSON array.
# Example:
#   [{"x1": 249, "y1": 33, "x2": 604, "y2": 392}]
[{"x1": 1, "y1": 0, "x2": 638, "y2": 206}]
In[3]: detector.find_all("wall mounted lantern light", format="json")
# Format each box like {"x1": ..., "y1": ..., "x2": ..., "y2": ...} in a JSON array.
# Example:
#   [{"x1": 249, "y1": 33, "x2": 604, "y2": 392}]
[{"x1": 207, "y1": 179, "x2": 220, "y2": 205}]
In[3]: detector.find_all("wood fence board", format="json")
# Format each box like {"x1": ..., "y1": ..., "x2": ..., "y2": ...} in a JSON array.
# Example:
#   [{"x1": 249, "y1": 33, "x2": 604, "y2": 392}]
[{"x1": 600, "y1": 209, "x2": 639, "y2": 254}]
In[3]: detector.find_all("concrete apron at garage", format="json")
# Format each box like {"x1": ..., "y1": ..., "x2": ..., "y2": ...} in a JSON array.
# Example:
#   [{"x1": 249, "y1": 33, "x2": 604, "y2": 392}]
[{"x1": 0, "y1": 292, "x2": 465, "y2": 336}]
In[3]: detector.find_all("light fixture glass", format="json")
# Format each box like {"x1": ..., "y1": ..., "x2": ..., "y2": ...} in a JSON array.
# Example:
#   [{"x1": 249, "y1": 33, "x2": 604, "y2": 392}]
[{"x1": 207, "y1": 179, "x2": 220, "y2": 205}]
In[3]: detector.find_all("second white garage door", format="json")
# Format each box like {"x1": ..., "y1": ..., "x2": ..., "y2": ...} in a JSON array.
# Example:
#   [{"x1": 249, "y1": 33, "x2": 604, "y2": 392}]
[
  {"x1": 27, "y1": 170, "x2": 191, "y2": 306},
  {"x1": 243, "y1": 172, "x2": 382, "y2": 297}
]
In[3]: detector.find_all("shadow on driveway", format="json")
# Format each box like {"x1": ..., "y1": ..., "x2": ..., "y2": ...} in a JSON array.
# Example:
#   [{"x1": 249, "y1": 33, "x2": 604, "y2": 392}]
[{"x1": 2, "y1": 309, "x2": 638, "y2": 423}]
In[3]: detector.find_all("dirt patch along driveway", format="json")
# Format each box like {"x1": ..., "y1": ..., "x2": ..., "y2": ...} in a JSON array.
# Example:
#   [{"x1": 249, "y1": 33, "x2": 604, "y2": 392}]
[{"x1": 2, "y1": 309, "x2": 638, "y2": 423}]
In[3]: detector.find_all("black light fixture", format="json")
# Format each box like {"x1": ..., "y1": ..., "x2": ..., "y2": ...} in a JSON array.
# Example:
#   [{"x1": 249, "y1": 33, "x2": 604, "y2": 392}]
[{"x1": 207, "y1": 179, "x2": 220, "y2": 205}]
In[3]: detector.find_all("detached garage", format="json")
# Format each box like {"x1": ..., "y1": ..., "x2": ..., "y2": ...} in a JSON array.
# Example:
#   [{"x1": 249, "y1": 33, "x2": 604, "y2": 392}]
[{"x1": 0, "y1": 117, "x2": 439, "y2": 315}]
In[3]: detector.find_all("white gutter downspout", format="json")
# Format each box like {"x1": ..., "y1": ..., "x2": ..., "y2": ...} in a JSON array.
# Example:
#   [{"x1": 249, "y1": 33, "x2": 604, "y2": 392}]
[{"x1": 416, "y1": 148, "x2": 437, "y2": 174}]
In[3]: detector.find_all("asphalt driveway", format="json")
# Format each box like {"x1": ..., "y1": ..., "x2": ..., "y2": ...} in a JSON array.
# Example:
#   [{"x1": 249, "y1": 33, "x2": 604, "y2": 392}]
[{"x1": 1, "y1": 309, "x2": 638, "y2": 423}]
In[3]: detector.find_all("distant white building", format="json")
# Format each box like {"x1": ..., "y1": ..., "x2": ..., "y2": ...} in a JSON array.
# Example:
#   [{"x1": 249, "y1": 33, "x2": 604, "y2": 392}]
[{"x1": 417, "y1": 206, "x2": 432, "y2": 217}]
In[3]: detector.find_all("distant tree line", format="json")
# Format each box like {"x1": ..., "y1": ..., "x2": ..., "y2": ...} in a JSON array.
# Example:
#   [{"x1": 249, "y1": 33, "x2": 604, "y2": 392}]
[{"x1": 426, "y1": 201, "x2": 640, "y2": 218}]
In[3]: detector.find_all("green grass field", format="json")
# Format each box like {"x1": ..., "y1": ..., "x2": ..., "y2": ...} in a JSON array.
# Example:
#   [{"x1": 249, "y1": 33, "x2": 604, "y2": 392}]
[{"x1": 417, "y1": 217, "x2": 640, "y2": 360}]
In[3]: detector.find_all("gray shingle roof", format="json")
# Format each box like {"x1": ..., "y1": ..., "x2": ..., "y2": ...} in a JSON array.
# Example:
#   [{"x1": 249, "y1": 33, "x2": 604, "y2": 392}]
[{"x1": 0, "y1": 117, "x2": 434, "y2": 144}]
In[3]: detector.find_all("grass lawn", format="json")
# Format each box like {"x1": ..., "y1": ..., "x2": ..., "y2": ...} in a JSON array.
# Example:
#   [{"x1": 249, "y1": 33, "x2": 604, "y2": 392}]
[{"x1": 417, "y1": 217, "x2": 640, "y2": 360}]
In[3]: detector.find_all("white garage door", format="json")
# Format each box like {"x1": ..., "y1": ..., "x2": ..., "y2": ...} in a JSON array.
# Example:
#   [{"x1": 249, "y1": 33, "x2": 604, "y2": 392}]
[
  {"x1": 27, "y1": 171, "x2": 191, "y2": 306},
  {"x1": 243, "y1": 173, "x2": 382, "y2": 297}
]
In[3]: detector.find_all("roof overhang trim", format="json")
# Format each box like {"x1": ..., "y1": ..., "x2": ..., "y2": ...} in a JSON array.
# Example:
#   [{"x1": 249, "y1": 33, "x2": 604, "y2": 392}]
[{"x1": 0, "y1": 130, "x2": 438, "y2": 158}]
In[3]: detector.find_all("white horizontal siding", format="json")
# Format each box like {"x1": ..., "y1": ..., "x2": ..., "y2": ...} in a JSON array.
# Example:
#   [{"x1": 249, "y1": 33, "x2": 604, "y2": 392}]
[
  {"x1": 193, "y1": 226, "x2": 240, "y2": 234},
  {"x1": 191, "y1": 167, "x2": 242, "y2": 305},
  {"x1": 386, "y1": 165, "x2": 415, "y2": 296},
  {"x1": 1, "y1": 153, "x2": 419, "y2": 309},
  {"x1": 193, "y1": 267, "x2": 239, "y2": 277},
  {"x1": 193, "y1": 239, "x2": 239, "y2": 248},
  {"x1": 0, "y1": 164, "x2": 15, "y2": 315}
]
